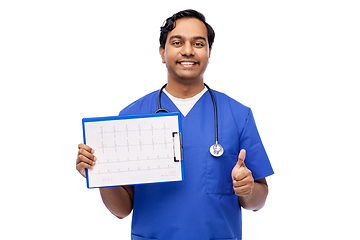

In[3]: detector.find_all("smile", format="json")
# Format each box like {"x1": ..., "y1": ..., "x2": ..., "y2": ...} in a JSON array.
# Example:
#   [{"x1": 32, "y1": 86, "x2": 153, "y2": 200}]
[{"x1": 177, "y1": 61, "x2": 198, "y2": 67}]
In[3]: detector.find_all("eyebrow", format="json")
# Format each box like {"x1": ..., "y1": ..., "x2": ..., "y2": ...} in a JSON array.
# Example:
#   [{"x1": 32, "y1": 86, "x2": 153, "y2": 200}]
[{"x1": 169, "y1": 35, "x2": 207, "y2": 42}]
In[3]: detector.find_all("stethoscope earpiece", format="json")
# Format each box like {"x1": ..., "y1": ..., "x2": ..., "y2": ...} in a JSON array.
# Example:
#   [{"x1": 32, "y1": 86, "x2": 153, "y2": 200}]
[{"x1": 155, "y1": 83, "x2": 224, "y2": 157}]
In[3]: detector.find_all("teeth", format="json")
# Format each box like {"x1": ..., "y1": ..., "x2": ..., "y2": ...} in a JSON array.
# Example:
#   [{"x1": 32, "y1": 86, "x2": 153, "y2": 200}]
[{"x1": 180, "y1": 62, "x2": 195, "y2": 65}]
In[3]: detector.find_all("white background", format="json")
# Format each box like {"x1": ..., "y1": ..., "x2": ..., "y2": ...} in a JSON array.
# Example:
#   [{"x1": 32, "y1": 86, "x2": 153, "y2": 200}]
[{"x1": 1, "y1": 0, "x2": 359, "y2": 239}]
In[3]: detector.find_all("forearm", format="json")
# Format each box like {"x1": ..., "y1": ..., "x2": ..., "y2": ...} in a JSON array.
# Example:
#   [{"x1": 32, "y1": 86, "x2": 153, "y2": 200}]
[
  {"x1": 99, "y1": 186, "x2": 133, "y2": 219},
  {"x1": 239, "y1": 179, "x2": 268, "y2": 211}
]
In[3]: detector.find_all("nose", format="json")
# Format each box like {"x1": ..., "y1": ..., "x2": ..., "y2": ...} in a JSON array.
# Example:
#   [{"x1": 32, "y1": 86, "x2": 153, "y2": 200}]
[{"x1": 181, "y1": 42, "x2": 195, "y2": 57}]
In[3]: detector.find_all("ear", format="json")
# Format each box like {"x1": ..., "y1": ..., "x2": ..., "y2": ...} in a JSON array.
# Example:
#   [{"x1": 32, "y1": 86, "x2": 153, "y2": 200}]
[
  {"x1": 208, "y1": 48, "x2": 212, "y2": 58},
  {"x1": 159, "y1": 46, "x2": 166, "y2": 63}
]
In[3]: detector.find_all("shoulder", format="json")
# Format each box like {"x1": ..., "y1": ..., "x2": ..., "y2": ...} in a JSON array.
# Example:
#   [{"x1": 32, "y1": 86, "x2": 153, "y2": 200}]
[
  {"x1": 212, "y1": 89, "x2": 254, "y2": 138},
  {"x1": 213, "y1": 90, "x2": 251, "y2": 116},
  {"x1": 119, "y1": 90, "x2": 158, "y2": 116}
]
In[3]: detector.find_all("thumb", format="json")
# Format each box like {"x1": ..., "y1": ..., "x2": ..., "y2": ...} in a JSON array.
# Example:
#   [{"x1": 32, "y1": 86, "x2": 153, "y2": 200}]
[{"x1": 237, "y1": 149, "x2": 246, "y2": 168}]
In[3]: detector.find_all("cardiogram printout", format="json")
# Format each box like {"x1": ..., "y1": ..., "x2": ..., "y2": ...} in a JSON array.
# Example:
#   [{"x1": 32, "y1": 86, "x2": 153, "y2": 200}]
[{"x1": 82, "y1": 113, "x2": 183, "y2": 189}]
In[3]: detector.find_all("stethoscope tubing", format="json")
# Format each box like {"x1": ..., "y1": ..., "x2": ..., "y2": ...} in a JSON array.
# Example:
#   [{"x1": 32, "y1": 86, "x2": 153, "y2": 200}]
[
  {"x1": 154, "y1": 84, "x2": 170, "y2": 113},
  {"x1": 204, "y1": 83, "x2": 219, "y2": 145},
  {"x1": 155, "y1": 83, "x2": 222, "y2": 157}
]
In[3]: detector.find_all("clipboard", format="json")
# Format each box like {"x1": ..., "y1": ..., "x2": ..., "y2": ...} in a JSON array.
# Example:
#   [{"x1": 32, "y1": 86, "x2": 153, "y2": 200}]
[{"x1": 82, "y1": 112, "x2": 184, "y2": 189}]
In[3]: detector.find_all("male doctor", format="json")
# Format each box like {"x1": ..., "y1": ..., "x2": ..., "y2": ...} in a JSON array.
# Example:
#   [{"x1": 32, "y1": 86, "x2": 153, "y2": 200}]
[{"x1": 76, "y1": 9, "x2": 273, "y2": 240}]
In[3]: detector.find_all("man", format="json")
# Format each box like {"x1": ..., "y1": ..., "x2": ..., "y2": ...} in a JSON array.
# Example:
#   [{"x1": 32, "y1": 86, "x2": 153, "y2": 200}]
[{"x1": 76, "y1": 9, "x2": 273, "y2": 240}]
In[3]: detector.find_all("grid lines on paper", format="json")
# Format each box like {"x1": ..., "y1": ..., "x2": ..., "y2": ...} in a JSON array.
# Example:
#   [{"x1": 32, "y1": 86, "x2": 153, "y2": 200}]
[{"x1": 84, "y1": 115, "x2": 181, "y2": 187}]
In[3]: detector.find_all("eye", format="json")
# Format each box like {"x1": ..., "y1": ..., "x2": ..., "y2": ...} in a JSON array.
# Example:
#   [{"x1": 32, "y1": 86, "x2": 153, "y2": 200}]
[
  {"x1": 194, "y1": 42, "x2": 205, "y2": 47},
  {"x1": 172, "y1": 41, "x2": 182, "y2": 46}
]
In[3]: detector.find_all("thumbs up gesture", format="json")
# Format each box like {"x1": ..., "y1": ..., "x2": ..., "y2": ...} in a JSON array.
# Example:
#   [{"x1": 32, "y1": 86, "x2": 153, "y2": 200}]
[{"x1": 231, "y1": 149, "x2": 254, "y2": 197}]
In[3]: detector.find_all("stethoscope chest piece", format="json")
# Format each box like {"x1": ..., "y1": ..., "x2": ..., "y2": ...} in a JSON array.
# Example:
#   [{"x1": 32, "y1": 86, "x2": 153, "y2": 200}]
[{"x1": 210, "y1": 143, "x2": 224, "y2": 157}]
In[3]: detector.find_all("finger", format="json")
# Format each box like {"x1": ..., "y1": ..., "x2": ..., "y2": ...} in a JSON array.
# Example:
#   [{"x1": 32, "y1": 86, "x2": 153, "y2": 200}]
[
  {"x1": 234, "y1": 185, "x2": 252, "y2": 197},
  {"x1": 77, "y1": 148, "x2": 97, "y2": 163},
  {"x1": 76, "y1": 154, "x2": 96, "y2": 167},
  {"x1": 76, "y1": 162, "x2": 92, "y2": 178},
  {"x1": 233, "y1": 174, "x2": 253, "y2": 187},
  {"x1": 80, "y1": 169, "x2": 86, "y2": 178},
  {"x1": 233, "y1": 179, "x2": 254, "y2": 196},
  {"x1": 237, "y1": 149, "x2": 246, "y2": 167},
  {"x1": 233, "y1": 167, "x2": 246, "y2": 182},
  {"x1": 233, "y1": 166, "x2": 253, "y2": 182},
  {"x1": 78, "y1": 143, "x2": 95, "y2": 154}
]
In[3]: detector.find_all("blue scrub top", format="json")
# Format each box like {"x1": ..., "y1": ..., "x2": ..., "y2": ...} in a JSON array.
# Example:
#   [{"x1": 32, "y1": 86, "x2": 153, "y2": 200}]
[{"x1": 119, "y1": 89, "x2": 274, "y2": 240}]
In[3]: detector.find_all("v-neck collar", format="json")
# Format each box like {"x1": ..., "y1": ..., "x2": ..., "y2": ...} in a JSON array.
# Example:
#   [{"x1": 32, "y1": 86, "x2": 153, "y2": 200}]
[{"x1": 161, "y1": 90, "x2": 209, "y2": 118}]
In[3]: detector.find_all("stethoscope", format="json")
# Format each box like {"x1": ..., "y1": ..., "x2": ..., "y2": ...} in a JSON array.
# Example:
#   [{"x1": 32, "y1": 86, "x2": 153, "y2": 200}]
[{"x1": 155, "y1": 83, "x2": 224, "y2": 157}]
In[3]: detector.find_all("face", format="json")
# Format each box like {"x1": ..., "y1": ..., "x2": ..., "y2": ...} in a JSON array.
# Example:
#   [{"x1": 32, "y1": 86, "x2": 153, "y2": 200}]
[{"x1": 159, "y1": 18, "x2": 211, "y2": 85}]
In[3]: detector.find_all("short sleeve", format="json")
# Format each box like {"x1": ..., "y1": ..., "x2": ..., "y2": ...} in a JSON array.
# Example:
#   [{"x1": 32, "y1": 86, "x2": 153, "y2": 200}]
[{"x1": 239, "y1": 109, "x2": 274, "y2": 180}]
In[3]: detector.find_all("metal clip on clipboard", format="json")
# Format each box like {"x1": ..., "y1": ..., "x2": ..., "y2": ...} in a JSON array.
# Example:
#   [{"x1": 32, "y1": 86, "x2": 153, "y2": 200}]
[{"x1": 172, "y1": 132, "x2": 183, "y2": 162}]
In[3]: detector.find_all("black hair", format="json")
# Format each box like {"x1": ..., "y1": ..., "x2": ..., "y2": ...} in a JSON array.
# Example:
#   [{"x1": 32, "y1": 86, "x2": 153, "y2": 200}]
[{"x1": 159, "y1": 9, "x2": 215, "y2": 49}]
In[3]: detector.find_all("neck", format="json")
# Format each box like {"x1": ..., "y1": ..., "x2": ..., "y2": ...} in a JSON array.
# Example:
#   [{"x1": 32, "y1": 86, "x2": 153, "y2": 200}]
[{"x1": 165, "y1": 79, "x2": 205, "y2": 99}]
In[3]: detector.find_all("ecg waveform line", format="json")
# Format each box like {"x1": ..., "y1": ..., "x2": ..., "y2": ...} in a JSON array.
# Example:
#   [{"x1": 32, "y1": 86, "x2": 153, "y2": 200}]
[
  {"x1": 98, "y1": 123, "x2": 171, "y2": 138},
  {"x1": 96, "y1": 155, "x2": 172, "y2": 164},
  {"x1": 98, "y1": 138, "x2": 171, "y2": 153},
  {"x1": 94, "y1": 164, "x2": 175, "y2": 175}
]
